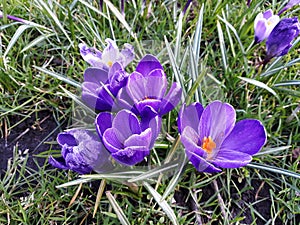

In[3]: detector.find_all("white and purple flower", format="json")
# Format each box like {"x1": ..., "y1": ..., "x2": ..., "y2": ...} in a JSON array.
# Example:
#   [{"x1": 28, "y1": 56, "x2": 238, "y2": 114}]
[
  {"x1": 49, "y1": 129, "x2": 112, "y2": 174},
  {"x1": 254, "y1": 9, "x2": 280, "y2": 43},
  {"x1": 178, "y1": 101, "x2": 267, "y2": 173},
  {"x1": 79, "y1": 38, "x2": 134, "y2": 70}
]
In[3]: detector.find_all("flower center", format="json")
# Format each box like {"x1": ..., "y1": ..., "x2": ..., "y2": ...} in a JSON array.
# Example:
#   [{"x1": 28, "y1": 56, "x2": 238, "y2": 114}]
[
  {"x1": 201, "y1": 136, "x2": 216, "y2": 154},
  {"x1": 107, "y1": 61, "x2": 113, "y2": 67}
]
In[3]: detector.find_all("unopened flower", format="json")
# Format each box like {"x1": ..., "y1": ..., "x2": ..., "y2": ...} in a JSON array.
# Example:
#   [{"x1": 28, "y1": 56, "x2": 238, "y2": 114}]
[
  {"x1": 81, "y1": 62, "x2": 129, "y2": 111},
  {"x1": 278, "y1": 0, "x2": 300, "y2": 15},
  {"x1": 254, "y1": 9, "x2": 280, "y2": 43},
  {"x1": 49, "y1": 129, "x2": 112, "y2": 174},
  {"x1": 117, "y1": 54, "x2": 182, "y2": 118},
  {"x1": 178, "y1": 101, "x2": 267, "y2": 173},
  {"x1": 96, "y1": 109, "x2": 161, "y2": 166},
  {"x1": 79, "y1": 38, "x2": 134, "y2": 70},
  {"x1": 265, "y1": 17, "x2": 300, "y2": 60}
]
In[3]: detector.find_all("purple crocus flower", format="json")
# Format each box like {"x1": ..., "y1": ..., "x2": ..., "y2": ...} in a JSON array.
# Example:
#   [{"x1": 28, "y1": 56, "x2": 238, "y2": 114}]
[
  {"x1": 278, "y1": 0, "x2": 300, "y2": 15},
  {"x1": 247, "y1": 0, "x2": 251, "y2": 7},
  {"x1": 254, "y1": 9, "x2": 280, "y2": 43},
  {"x1": 79, "y1": 38, "x2": 134, "y2": 70},
  {"x1": 95, "y1": 109, "x2": 161, "y2": 166},
  {"x1": 178, "y1": 101, "x2": 267, "y2": 173},
  {"x1": 81, "y1": 62, "x2": 129, "y2": 111},
  {"x1": 49, "y1": 129, "x2": 113, "y2": 174},
  {"x1": 265, "y1": 17, "x2": 300, "y2": 61},
  {"x1": 116, "y1": 54, "x2": 182, "y2": 118}
]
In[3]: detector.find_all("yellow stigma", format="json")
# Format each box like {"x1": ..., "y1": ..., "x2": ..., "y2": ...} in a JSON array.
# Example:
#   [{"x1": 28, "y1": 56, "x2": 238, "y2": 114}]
[
  {"x1": 201, "y1": 136, "x2": 216, "y2": 154},
  {"x1": 107, "y1": 61, "x2": 113, "y2": 67}
]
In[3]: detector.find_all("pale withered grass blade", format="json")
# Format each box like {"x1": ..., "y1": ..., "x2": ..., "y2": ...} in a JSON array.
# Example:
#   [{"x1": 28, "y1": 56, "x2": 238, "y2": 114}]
[
  {"x1": 93, "y1": 179, "x2": 106, "y2": 218},
  {"x1": 143, "y1": 182, "x2": 179, "y2": 225},
  {"x1": 78, "y1": 0, "x2": 108, "y2": 19},
  {"x1": 106, "y1": 191, "x2": 130, "y2": 225}
]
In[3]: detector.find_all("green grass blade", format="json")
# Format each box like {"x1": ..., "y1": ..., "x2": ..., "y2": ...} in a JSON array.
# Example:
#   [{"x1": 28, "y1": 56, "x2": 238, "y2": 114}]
[
  {"x1": 216, "y1": 20, "x2": 227, "y2": 71},
  {"x1": 21, "y1": 33, "x2": 55, "y2": 53},
  {"x1": 247, "y1": 162, "x2": 300, "y2": 179},
  {"x1": 192, "y1": 4, "x2": 204, "y2": 63},
  {"x1": 161, "y1": 154, "x2": 188, "y2": 201},
  {"x1": 3, "y1": 24, "x2": 31, "y2": 58},
  {"x1": 35, "y1": 0, "x2": 72, "y2": 44},
  {"x1": 127, "y1": 161, "x2": 179, "y2": 183},
  {"x1": 254, "y1": 146, "x2": 292, "y2": 156},
  {"x1": 238, "y1": 76, "x2": 279, "y2": 100},
  {"x1": 33, "y1": 66, "x2": 81, "y2": 88},
  {"x1": 164, "y1": 36, "x2": 186, "y2": 101},
  {"x1": 143, "y1": 182, "x2": 179, "y2": 225}
]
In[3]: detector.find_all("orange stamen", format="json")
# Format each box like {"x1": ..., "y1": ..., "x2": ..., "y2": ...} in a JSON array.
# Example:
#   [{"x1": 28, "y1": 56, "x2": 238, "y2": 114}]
[{"x1": 201, "y1": 136, "x2": 216, "y2": 154}]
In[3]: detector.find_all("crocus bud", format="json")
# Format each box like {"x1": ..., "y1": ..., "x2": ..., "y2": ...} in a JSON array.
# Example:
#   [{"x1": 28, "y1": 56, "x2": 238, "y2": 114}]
[
  {"x1": 278, "y1": 0, "x2": 300, "y2": 15},
  {"x1": 254, "y1": 9, "x2": 280, "y2": 43},
  {"x1": 265, "y1": 17, "x2": 300, "y2": 60}
]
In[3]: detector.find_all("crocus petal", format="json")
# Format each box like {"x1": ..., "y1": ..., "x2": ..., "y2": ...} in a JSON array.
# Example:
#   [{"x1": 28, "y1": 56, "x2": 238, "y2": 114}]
[
  {"x1": 84, "y1": 67, "x2": 109, "y2": 84},
  {"x1": 95, "y1": 112, "x2": 113, "y2": 138},
  {"x1": 79, "y1": 43, "x2": 103, "y2": 67},
  {"x1": 211, "y1": 151, "x2": 253, "y2": 168},
  {"x1": 146, "y1": 69, "x2": 167, "y2": 98},
  {"x1": 177, "y1": 102, "x2": 204, "y2": 133},
  {"x1": 120, "y1": 43, "x2": 135, "y2": 67},
  {"x1": 159, "y1": 82, "x2": 182, "y2": 116},
  {"x1": 198, "y1": 101, "x2": 236, "y2": 146},
  {"x1": 136, "y1": 54, "x2": 164, "y2": 76},
  {"x1": 124, "y1": 128, "x2": 152, "y2": 148},
  {"x1": 101, "y1": 38, "x2": 119, "y2": 66},
  {"x1": 220, "y1": 119, "x2": 267, "y2": 155},
  {"x1": 111, "y1": 146, "x2": 149, "y2": 166},
  {"x1": 48, "y1": 156, "x2": 69, "y2": 170},
  {"x1": 181, "y1": 126, "x2": 206, "y2": 158},
  {"x1": 266, "y1": 17, "x2": 300, "y2": 59},
  {"x1": 57, "y1": 133, "x2": 77, "y2": 146},
  {"x1": 112, "y1": 110, "x2": 141, "y2": 138},
  {"x1": 254, "y1": 20, "x2": 268, "y2": 43},
  {"x1": 103, "y1": 128, "x2": 125, "y2": 153},
  {"x1": 186, "y1": 150, "x2": 221, "y2": 173}
]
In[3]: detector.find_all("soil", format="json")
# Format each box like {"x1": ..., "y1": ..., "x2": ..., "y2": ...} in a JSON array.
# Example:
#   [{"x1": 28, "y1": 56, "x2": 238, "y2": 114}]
[{"x1": 0, "y1": 110, "x2": 61, "y2": 175}]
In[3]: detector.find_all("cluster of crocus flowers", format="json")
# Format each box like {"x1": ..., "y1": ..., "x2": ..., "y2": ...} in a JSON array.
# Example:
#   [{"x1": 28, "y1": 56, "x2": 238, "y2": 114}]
[
  {"x1": 178, "y1": 101, "x2": 267, "y2": 172},
  {"x1": 49, "y1": 39, "x2": 182, "y2": 173},
  {"x1": 253, "y1": 8, "x2": 300, "y2": 63},
  {"x1": 50, "y1": 39, "x2": 267, "y2": 175}
]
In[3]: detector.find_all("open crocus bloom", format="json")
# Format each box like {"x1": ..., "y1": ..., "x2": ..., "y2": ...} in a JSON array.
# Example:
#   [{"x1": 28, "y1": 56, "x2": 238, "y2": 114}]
[
  {"x1": 81, "y1": 62, "x2": 129, "y2": 111},
  {"x1": 49, "y1": 129, "x2": 113, "y2": 174},
  {"x1": 79, "y1": 38, "x2": 134, "y2": 70},
  {"x1": 266, "y1": 17, "x2": 300, "y2": 60},
  {"x1": 178, "y1": 101, "x2": 267, "y2": 173},
  {"x1": 96, "y1": 109, "x2": 161, "y2": 166},
  {"x1": 254, "y1": 9, "x2": 280, "y2": 43},
  {"x1": 116, "y1": 54, "x2": 182, "y2": 118}
]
